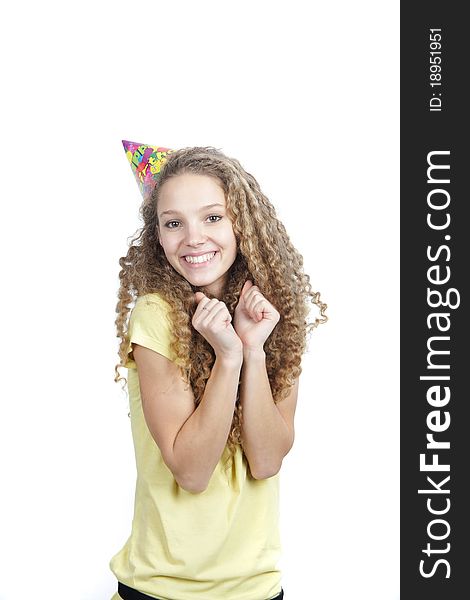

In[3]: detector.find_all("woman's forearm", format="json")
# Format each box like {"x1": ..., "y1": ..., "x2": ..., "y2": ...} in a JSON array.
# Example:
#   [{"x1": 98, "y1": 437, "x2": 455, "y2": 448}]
[
  {"x1": 239, "y1": 349, "x2": 292, "y2": 479},
  {"x1": 173, "y1": 354, "x2": 243, "y2": 493}
]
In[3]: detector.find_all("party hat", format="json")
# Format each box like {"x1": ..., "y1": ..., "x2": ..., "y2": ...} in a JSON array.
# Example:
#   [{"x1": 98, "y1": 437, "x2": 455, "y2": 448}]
[{"x1": 122, "y1": 140, "x2": 175, "y2": 199}]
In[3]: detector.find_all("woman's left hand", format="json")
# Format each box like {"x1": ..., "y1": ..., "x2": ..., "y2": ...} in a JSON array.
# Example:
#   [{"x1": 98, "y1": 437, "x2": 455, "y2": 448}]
[{"x1": 233, "y1": 280, "x2": 280, "y2": 351}]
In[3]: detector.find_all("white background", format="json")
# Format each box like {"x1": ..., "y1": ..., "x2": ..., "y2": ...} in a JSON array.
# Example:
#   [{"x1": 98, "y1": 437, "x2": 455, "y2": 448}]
[{"x1": 0, "y1": 1, "x2": 399, "y2": 599}]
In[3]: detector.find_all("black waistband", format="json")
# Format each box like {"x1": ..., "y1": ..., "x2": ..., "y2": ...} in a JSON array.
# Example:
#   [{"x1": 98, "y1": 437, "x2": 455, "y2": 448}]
[
  {"x1": 118, "y1": 581, "x2": 284, "y2": 600},
  {"x1": 118, "y1": 582, "x2": 164, "y2": 600}
]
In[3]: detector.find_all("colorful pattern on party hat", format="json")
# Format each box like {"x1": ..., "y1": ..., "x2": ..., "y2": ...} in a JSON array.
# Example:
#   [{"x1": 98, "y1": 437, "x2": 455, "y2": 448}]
[{"x1": 122, "y1": 140, "x2": 175, "y2": 199}]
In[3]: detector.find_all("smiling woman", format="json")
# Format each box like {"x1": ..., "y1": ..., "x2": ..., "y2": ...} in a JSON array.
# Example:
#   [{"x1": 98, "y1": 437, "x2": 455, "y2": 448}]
[
  {"x1": 109, "y1": 144, "x2": 327, "y2": 600},
  {"x1": 156, "y1": 174, "x2": 238, "y2": 297}
]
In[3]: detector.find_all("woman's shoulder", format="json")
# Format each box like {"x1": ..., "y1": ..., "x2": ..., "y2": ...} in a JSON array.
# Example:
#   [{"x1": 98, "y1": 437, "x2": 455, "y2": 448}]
[
  {"x1": 135, "y1": 291, "x2": 172, "y2": 310},
  {"x1": 125, "y1": 292, "x2": 179, "y2": 367},
  {"x1": 132, "y1": 292, "x2": 174, "y2": 322}
]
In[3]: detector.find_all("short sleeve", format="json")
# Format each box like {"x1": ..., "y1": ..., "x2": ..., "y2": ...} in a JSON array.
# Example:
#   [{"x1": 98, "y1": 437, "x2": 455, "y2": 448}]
[{"x1": 125, "y1": 293, "x2": 177, "y2": 369}]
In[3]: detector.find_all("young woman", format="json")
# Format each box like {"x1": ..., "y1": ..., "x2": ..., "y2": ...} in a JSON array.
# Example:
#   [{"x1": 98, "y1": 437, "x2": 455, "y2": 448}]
[{"x1": 109, "y1": 145, "x2": 327, "y2": 600}]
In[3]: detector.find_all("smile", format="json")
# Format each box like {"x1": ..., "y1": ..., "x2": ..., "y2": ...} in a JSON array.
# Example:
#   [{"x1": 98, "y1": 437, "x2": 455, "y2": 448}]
[{"x1": 183, "y1": 251, "x2": 217, "y2": 266}]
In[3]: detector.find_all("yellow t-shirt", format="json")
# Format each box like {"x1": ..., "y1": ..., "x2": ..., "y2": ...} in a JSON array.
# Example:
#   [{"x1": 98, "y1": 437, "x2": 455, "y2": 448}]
[{"x1": 109, "y1": 293, "x2": 282, "y2": 600}]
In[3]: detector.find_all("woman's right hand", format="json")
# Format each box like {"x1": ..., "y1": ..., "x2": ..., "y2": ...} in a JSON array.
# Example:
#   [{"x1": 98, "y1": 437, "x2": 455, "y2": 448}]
[{"x1": 193, "y1": 292, "x2": 243, "y2": 360}]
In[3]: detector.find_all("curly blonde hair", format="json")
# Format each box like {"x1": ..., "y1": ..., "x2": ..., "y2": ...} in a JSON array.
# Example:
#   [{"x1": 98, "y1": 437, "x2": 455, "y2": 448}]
[{"x1": 115, "y1": 146, "x2": 327, "y2": 465}]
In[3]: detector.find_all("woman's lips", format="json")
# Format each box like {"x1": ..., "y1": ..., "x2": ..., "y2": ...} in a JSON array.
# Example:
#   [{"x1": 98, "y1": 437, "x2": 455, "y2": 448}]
[{"x1": 181, "y1": 251, "x2": 218, "y2": 268}]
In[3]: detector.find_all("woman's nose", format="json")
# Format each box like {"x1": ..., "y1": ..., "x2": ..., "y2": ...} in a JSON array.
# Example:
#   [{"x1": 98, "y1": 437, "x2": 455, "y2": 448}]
[{"x1": 184, "y1": 222, "x2": 207, "y2": 246}]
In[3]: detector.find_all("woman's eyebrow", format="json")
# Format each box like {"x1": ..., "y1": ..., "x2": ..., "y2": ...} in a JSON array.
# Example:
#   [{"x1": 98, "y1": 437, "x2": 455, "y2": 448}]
[{"x1": 159, "y1": 203, "x2": 225, "y2": 217}]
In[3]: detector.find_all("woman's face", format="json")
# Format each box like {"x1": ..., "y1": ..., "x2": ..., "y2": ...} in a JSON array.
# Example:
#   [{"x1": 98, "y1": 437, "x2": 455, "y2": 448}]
[{"x1": 157, "y1": 173, "x2": 238, "y2": 297}]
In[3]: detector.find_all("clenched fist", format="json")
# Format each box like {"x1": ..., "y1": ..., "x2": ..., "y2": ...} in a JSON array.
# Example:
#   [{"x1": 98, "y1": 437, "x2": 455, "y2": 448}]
[
  {"x1": 233, "y1": 281, "x2": 280, "y2": 351},
  {"x1": 193, "y1": 292, "x2": 243, "y2": 360}
]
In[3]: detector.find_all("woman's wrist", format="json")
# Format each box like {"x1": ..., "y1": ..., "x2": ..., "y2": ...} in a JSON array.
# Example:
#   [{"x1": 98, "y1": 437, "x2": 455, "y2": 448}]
[
  {"x1": 242, "y1": 346, "x2": 266, "y2": 361},
  {"x1": 215, "y1": 349, "x2": 244, "y2": 367}
]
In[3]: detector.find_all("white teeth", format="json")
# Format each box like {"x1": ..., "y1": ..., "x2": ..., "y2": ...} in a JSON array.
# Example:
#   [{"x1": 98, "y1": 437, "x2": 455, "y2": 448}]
[{"x1": 184, "y1": 251, "x2": 216, "y2": 264}]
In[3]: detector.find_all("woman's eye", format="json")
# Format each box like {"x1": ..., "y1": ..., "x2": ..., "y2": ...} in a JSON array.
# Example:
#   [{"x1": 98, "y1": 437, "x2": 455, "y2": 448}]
[{"x1": 165, "y1": 215, "x2": 221, "y2": 229}]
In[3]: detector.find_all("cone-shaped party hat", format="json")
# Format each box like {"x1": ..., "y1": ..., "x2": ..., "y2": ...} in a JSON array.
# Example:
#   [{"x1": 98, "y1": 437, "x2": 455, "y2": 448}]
[{"x1": 122, "y1": 140, "x2": 175, "y2": 200}]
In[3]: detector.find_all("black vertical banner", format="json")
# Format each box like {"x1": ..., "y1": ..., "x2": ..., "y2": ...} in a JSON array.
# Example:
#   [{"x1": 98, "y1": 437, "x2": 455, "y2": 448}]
[{"x1": 401, "y1": 3, "x2": 468, "y2": 599}]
